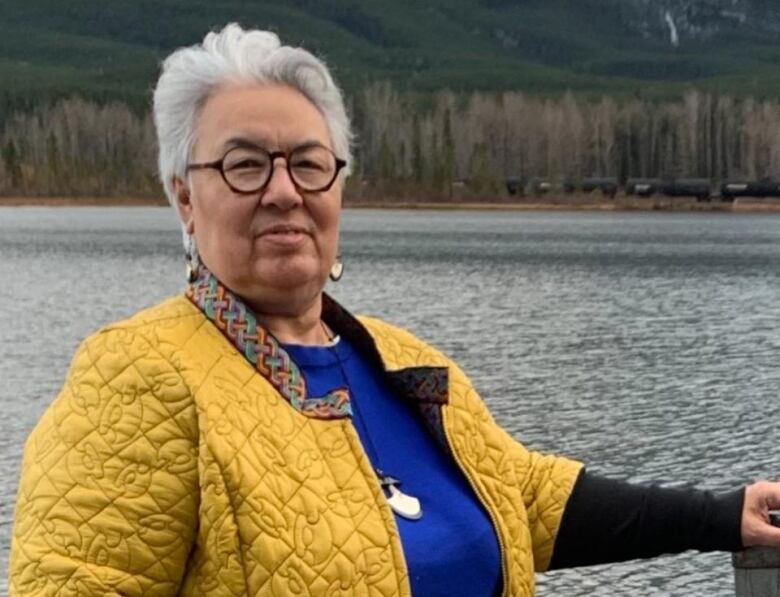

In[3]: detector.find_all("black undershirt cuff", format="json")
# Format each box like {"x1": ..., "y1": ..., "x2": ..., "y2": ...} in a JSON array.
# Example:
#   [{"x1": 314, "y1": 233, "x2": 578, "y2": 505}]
[{"x1": 549, "y1": 469, "x2": 745, "y2": 569}]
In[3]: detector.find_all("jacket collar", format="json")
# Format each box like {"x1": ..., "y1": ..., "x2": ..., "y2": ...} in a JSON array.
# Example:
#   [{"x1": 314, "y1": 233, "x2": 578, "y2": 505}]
[
  {"x1": 186, "y1": 267, "x2": 448, "y2": 423},
  {"x1": 322, "y1": 293, "x2": 449, "y2": 408}
]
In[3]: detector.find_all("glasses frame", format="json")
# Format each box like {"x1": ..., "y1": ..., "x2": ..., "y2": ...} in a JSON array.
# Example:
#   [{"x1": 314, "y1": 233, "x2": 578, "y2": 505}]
[{"x1": 186, "y1": 143, "x2": 347, "y2": 194}]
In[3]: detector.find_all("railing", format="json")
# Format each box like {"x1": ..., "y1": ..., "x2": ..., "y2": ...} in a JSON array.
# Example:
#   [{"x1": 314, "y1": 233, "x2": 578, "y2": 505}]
[{"x1": 734, "y1": 513, "x2": 780, "y2": 596}]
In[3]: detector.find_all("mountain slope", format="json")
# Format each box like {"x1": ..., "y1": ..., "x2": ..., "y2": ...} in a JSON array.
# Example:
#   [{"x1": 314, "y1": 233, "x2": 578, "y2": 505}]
[{"x1": 3, "y1": 0, "x2": 780, "y2": 111}]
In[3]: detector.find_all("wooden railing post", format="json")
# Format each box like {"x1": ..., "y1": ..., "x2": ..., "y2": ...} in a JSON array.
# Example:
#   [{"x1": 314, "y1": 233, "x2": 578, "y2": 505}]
[{"x1": 734, "y1": 512, "x2": 780, "y2": 597}]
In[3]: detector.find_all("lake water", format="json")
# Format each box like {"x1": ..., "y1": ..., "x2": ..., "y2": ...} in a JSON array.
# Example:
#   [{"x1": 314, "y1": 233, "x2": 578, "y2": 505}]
[{"x1": 1, "y1": 206, "x2": 779, "y2": 596}]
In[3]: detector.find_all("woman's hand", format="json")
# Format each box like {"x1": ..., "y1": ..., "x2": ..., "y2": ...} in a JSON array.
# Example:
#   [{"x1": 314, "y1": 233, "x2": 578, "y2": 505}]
[{"x1": 741, "y1": 481, "x2": 780, "y2": 548}]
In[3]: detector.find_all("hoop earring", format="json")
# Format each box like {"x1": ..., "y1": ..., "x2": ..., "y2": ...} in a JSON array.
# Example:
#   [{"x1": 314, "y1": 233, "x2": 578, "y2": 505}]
[
  {"x1": 185, "y1": 236, "x2": 200, "y2": 283},
  {"x1": 329, "y1": 255, "x2": 344, "y2": 282}
]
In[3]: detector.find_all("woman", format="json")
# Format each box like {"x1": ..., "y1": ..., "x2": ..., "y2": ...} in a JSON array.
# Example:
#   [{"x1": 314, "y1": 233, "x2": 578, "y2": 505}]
[{"x1": 8, "y1": 24, "x2": 780, "y2": 597}]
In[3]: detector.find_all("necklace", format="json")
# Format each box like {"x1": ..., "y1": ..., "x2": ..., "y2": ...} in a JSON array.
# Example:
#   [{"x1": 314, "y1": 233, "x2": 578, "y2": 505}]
[{"x1": 320, "y1": 321, "x2": 423, "y2": 521}]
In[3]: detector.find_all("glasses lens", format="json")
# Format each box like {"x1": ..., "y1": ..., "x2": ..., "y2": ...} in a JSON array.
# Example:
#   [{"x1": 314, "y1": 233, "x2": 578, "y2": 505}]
[
  {"x1": 290, "y1": 146, "x2": 337, "y2": 190},
  {"x1": 223, "y1": 147, "x2": 271, "y2": 192}
]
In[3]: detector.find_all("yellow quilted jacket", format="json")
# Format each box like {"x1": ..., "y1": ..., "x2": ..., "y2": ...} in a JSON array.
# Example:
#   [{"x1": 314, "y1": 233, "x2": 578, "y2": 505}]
[{"x1": 9, "y1": 292, "x2": 582, "y2": 596}]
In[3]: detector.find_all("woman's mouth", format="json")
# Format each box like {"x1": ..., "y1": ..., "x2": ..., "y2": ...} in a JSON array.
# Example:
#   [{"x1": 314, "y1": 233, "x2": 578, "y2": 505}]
[{"x1": 257, "y1": 225, "x2": 310, "y2": 248}]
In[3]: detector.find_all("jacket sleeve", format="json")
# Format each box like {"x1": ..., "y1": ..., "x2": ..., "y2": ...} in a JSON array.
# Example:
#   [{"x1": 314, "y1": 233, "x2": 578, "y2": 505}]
[
  {"x1": 8, "y1": 327, "x2": 199, "y2": 597},
  {"x1": 505, "y1": 442, "x2": 583, "y2": 572}
]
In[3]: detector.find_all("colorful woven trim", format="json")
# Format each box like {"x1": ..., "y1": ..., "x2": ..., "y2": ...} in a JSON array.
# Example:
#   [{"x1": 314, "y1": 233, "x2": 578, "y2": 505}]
[
  {"x1": 387, "y1": 367, "x2": 449, "y2": 451},
  {"x1": 186, "y1": 267, "x2": 352, "y2": 420},
  {"x1": 388, "y1": 368, "x2": 448, "y2": 405}
]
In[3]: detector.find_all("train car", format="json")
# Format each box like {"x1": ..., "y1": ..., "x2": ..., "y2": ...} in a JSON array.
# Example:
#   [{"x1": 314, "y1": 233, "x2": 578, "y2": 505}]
[
  {"x1": 625, "y1": 178, "x2": 663, "y2": 197},
  {"x1": 581, "y1": 177, "x2": 618, "y2": 198},
  {"x1": 720, "y1": 180, "x2": 780, "y2": 200},
  {"x1": 505, "y1": 176, "x2": 524, "y2": 196},
  {"x1": 661, "y1": 178, "x2": 712, "y2": 201},
  {"x1": 527, "y1": 177, "x2": 552, "y2": 196}
]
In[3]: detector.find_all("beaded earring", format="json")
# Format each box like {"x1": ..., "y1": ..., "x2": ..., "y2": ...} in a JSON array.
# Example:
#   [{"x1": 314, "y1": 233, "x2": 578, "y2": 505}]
[
  {"x1": 185, "y1": 236, "x2": 200, "y2": 283},
  {"x1": 329, "y1": 254, "x2": 344, "y2": 282}
]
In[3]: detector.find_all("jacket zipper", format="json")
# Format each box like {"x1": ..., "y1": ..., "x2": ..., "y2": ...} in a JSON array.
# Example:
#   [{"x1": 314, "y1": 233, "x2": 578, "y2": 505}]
[
  {"x1": 441, "y1": 407, "x2": 509, "y2": 597},
  {"x1": 342, "y1": 420, "x2": 413, "y2": 596}
]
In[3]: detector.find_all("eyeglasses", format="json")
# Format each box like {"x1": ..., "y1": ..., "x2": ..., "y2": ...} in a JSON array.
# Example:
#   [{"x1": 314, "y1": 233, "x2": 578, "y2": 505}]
[{"x1": 186, "y1": 143, "x2": 347, "y2": 194}]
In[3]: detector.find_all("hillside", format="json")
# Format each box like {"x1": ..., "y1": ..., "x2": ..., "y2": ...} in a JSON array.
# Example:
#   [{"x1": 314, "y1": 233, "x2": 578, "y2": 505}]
[{"x1": 3, "y1": 0, "x2": 780, "y2": 113}]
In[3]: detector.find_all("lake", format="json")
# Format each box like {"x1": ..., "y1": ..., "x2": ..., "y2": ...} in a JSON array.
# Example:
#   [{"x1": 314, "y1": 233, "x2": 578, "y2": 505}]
[{"x1": 1, "y1": 207, "x2": 779, "y2": 596}]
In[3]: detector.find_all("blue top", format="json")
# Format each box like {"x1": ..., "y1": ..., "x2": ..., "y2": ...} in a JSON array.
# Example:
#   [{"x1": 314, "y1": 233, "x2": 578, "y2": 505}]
[{"x1": 282, "y1": 336, "x2": 502, "y2": 597}]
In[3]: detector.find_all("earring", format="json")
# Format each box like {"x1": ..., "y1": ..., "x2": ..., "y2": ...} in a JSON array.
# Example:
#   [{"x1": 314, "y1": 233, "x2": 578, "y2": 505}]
[
  {"x1": 329, "y1": 255, "x2": 344, "y2": 282},
  {"x1": 185, "y1": 236, "x2": 200, "y2": 283}
]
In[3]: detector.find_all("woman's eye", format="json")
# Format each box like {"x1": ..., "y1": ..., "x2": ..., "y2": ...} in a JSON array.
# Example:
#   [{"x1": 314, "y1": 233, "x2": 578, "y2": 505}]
[
  {"x1": 294, "y1": 160, "x2": 325, "y2": 171},
  {"x1": 230, "y1": 159, "x2": 265, "y2": 170}
]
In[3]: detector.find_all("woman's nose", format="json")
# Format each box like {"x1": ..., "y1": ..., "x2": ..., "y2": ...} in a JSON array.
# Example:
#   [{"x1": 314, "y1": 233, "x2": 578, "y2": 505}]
[{"x1": 260, "y1": 161, "x2": 303, "y2": 209}]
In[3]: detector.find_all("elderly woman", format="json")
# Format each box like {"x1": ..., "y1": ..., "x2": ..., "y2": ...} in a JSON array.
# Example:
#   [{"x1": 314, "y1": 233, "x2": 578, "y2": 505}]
[{"x1": 8, "y1": 24, "x2": 780, "y2": 597}]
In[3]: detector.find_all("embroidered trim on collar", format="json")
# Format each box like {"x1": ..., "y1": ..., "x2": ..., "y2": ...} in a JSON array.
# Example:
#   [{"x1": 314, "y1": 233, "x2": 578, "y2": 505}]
[{"x1": 186, "y1": 267, "x2": 352, "y2": 420}]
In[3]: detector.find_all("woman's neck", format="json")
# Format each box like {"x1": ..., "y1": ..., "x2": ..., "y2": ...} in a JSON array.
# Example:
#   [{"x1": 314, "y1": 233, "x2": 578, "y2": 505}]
[
  {"x1": 253, "y1": 298, "x2": 330, "y2": 346},
  {"x1": 194, "y1": 264, "x2": 331, "y2": 345}
]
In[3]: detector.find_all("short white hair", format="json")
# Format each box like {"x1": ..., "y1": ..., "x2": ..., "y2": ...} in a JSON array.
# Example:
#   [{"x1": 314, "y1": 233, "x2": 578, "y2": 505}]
[{"x1": 152, "y1": 23, "x2": 353, "y2": 246}]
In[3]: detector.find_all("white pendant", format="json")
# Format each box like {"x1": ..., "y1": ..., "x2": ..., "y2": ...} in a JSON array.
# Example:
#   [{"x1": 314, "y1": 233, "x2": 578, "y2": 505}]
[{"x1": 386, "y1": 485, "x2": 423, "y2": 521}]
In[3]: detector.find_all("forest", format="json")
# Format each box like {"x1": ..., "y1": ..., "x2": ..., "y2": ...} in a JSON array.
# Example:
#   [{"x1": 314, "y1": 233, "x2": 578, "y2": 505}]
[{"x1": 2, "y1": 85, "x2": 779, "y2": 201}]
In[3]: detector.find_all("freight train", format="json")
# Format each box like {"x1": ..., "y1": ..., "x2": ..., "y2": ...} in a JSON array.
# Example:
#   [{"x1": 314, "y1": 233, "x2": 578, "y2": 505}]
[{"x1": 505, "y1": 176, "x2": 780, "y2": 201}]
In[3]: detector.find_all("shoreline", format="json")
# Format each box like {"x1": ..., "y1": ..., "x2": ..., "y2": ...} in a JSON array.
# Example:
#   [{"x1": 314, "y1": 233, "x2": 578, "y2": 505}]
[
  {"x1": 1, "y1": 195, "x2": 779, "y2": 212},
  {"x1": 0, "y1": 196, "x2": 168, "y2": 207}
]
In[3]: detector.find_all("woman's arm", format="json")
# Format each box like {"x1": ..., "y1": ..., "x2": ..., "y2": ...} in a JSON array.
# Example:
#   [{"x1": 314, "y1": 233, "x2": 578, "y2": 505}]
[
  {"x1": 548, "y1": 470, "x2": 744, "y2": 569},
  {"x1": 8, "y1": 327, "x2": 199, "y2": 596}
]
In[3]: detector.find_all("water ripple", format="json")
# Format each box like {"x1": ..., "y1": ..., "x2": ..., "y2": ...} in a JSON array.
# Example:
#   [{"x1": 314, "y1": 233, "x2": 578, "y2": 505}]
[{"x1": 1, "y1": 207, "x2": 779, "y2": 596}]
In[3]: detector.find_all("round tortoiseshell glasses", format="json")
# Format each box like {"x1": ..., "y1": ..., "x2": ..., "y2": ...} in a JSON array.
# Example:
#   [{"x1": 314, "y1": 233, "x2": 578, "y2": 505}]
[{"x1": 187, "y1": 143, "x2": 347, "y2": 194}]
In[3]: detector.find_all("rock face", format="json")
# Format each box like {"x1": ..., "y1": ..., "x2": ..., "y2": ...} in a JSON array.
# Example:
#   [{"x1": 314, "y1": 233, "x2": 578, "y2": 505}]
[{"x1": 614, "y1": 0, "x2": 780, "y2": 45}]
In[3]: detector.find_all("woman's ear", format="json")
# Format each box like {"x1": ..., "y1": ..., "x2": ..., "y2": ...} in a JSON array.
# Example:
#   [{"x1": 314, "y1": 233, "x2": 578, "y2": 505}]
[{"x1": 173, "y1": 177, "x2": 195, "y2": 235}]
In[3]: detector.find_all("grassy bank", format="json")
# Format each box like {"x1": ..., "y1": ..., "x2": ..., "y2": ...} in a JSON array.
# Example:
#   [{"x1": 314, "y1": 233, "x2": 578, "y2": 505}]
[
  {"x1": 1, "y1": 195, "x2": 779, "y2": 212},
  {"x1": 344, "y1": 196, "x2": 780, "y2": 213},
  {"x1": 0, "y1": 196, "x2": 168, "y2": 207}
]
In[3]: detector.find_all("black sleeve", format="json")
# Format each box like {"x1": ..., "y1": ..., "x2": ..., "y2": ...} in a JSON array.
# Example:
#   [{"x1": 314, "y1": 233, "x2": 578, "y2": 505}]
[{"x1": 548, "y1": 469, "x2": 745, "y2": 569}]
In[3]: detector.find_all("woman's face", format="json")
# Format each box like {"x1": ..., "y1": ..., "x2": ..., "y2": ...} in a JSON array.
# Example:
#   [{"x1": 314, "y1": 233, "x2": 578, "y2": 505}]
[{"x1": 174, "y1": 84, "x2": 342, "y2": 315}]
